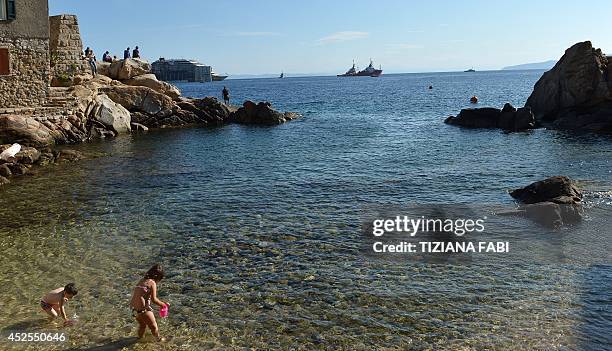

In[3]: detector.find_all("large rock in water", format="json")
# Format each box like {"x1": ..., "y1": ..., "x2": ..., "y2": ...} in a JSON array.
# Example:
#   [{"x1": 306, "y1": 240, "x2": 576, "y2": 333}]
[
  {"x1": 510, "y1": 176, "x2": 583, "y2": 227},
  {"x1": 510, "y1": 176, "x2": 582, "y2": 204},
  {"x1": 229, "y1": 101, "x2": 300, "y2": 125},
  {"x1": 89, "y1": 94, "x2": 132, "y2": 134},
  {"x1": 525, "y1": 41, "x2": 612, "y2": 133},
  {"x1": 125, "y1": 74, "x2": 181, "y2": 100},
  {"x1": 444, "y1": 104, "x2": 535, "y2": 131},
  {"x1": 107, "y1": 59, "x2": 152, "y2": 80}
]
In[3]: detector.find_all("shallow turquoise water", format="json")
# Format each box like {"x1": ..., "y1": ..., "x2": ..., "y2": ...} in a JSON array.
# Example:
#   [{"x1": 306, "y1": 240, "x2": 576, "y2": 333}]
[{"x1": 0, "y1": 71, "x2": 610, "y2": 350}]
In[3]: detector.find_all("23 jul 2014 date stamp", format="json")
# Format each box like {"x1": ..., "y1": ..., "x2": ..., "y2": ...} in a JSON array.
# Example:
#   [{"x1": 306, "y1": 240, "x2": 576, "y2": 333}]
[{"x1": 3, "y1": 331, "x2": 67, "y2": 343}]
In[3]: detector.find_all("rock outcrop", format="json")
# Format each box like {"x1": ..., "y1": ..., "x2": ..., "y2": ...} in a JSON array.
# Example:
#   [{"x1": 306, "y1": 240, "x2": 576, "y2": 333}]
[
  {"x1": 510, "y1": 176, "x2": 583, "y2": 227},
  {"x1": 229, "y1": 101, "x2": 301, "y2": 125},
  {"x1": 0, "y1": 143, "x2": 85, "y2": 186},
  {"x1": 102, "y1": 85, "x2": 174, "y2": 117},
  {"x1": 0, "y1": 115, "x2": 57, "y2": 147},
  {"x1": 525, "y1": 41, "x2": 612, "y2": 133},
  {"x1": 0, "y1": 55, "x2": 299, "y2": 148},
  {"x1": 107, "y1": 59, "x2": 152, "y2": 81},
  {"x1": 444, "y1": 103, "x2": 535, "y2": 131},
  {"x1": 125, "y1": 74, "x2": 181, "y2": 100}
]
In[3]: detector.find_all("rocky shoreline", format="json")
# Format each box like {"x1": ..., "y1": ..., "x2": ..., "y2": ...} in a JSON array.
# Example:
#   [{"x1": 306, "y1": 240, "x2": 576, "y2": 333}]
[
  {"x1": 445, "y1": 41, "x2": 612, "y2": 133},
  {"x1": 0, "y1": 58, "x2": 300, "y2": 186}
]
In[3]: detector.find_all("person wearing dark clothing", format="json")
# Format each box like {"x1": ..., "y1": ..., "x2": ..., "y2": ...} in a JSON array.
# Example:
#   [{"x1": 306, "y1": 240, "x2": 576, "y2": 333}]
[
  {"x1": 102, "y1": 51, "x2": 112, "y2": 63},
  {"x1": 86, "y1": 50, "x2": 97, "y2": 77},
  {"x1": 84, "y1": 47, "x2": 92, "y2": 58},
  {"x1": 124, "y1": 47, "x2": 131, "y2": 60},
  {"x1": 132, "y1": 46, "x2": 140, "y2": 59},
  {"x1": 222, "y1": 87, "x2": 230, "y2": 105}
]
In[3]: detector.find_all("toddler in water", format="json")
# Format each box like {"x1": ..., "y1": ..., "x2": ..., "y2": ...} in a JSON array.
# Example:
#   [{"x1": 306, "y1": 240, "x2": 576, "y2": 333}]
[
  {"x1": 130, "y1": 264, "x2": 169, "y2": 342},
  {"x1": 40, "y1": 283, "x2": 78, "y2": 324}
]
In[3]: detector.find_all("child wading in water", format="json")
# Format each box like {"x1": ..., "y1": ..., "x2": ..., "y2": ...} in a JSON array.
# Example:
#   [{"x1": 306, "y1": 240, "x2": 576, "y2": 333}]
[
  {"x1": 40, "y1": 283, "x2": 78, "y2": 325},
  {"x1": 130, "y1": 264, "x2": 169, "y2": 342}
]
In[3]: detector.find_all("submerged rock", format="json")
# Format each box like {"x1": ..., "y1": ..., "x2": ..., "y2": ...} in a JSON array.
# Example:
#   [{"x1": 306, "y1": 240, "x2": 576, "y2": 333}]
[{"x1": 525, "y1": 41, "x2": 612, "y2": 133}]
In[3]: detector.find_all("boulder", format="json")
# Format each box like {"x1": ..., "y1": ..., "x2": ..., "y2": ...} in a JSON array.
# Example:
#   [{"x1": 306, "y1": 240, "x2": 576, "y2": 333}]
[
  {"x1": 0, "y1": 163, "x2": 11, "y2": 177},
  {"x1": 175, "y1": 97, "x2": 231, "y2": 126},
  {"x1": 125, "y1": 74, "x2": 181, "y2": 100},
  {"x1": 102, "y1": 85, "x2": 174, "y2": 116},
  {"x1": 444, "y1": 107, "x2": 501, "y2": 128},
  {"x1": 73, "y1": 73, "x2": 93, "y2": 85},
  {"x1": 108, "y1": 59, "x2": 151, "y2": 80},
  {"x1": 0, "y1": 115, "x2": 55, "y2": 147},
  {"x1": 96, "y1": 61, "x2": 111, "y2": 76},
  {"x1": 525, "y1": 41, "x2": 612, "y2": 133},
  {"x1": 510, "y1": 176, "x2": 583, "y2": 227},
  {"x1": 229, "y1": 100, "x2": 300, "y2": 125},
  {"x1": 0, "y1": 176, "x2": 9, "y2": 186},
  {"x1": 89, "y1": 94, "x2": 132, "y2": 134},
  {"x1": 510, "y1": 176, "x2": 582, "y2": 205},
  {"x1": 445, "y1": 104, "x2": 535, "y2": 131}
]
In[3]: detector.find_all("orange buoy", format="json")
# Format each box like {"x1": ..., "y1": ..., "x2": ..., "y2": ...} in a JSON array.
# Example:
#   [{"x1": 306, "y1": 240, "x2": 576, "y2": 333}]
[{"x1": 470, "y1": 96, "x2": 478, "y2": 104}]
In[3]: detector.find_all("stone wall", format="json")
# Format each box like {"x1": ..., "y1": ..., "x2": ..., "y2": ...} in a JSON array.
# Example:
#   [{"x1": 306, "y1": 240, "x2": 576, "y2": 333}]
[
  {"x1": 0, "y1": 38, "x2": 49, "y2": 108},
  {"x1": 49, "y1": 14, "x2": 90, "y2": 83},
  {"x1": 0, "y1": 0, "x2": 50, "y2": 108}
]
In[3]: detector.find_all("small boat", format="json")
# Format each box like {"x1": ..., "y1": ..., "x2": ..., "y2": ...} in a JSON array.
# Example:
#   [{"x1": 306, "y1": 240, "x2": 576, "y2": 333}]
[
  {"x1": 470, "y1": 96, "x2": 478, "y2": 103},
  {"x1": 211, "y1": 71, "x2": 228, "y2": 81},
  {"x1": 279, "y1": 72, "x2": 284, "y2": 78},
  {"x1": 464, "y1": 68, "x2": 476, "y2": 72}
]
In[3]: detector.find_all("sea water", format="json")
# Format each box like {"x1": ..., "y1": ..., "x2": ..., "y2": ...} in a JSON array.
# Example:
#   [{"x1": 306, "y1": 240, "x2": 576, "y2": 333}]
[{"x1": 0, "y1": 71, "x2": 610, "y2": 350}]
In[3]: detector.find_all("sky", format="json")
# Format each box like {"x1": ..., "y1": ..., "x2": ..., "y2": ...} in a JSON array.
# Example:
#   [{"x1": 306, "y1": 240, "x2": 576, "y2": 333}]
[{"x1": 49, "y1": 0, "x2": 612, "y2": 76}]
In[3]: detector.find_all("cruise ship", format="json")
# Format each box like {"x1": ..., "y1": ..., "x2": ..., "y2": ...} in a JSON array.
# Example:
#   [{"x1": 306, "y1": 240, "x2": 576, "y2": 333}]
[{"x1": 152, "y1": 58, "x2": 228, "y2": 82}]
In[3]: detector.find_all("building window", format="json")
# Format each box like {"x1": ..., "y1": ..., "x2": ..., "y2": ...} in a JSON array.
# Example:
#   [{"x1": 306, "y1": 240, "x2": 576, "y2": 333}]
[
  {"x1": 0, "y1": 0, "x2": 6, "y2": 20},
  {"x1": 0, "y1": 0, "x2": 15, "y2": 20},
  {"x1": 0, "y1": 48, "x2": 9, "y2": 75}
]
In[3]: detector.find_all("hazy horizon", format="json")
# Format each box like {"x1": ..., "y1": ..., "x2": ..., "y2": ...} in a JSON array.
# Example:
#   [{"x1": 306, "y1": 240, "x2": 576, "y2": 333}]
[{"x1": 49, "y1": 0, "x2": 611, "y2": 76}]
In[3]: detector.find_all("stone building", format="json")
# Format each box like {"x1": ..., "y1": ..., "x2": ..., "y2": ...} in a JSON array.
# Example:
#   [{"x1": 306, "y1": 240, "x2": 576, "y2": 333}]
[{"x1": 0, "y1": 0, "x2": 50, "y2": 108}]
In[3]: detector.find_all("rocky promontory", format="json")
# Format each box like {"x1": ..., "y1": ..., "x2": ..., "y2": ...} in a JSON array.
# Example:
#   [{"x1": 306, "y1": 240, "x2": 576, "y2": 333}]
[
  {"x1": 0, "y1": 58, "x2": 300, "y2": 186},
  {"x1": 525, "y1": 41, "x2": 612, "y2": 133},
  {"x1": 445, "y1": 41, "x2": 612, "y2": 133}
]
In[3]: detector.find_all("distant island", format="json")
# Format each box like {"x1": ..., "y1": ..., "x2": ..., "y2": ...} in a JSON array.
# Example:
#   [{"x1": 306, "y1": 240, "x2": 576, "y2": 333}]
[{"x1": 502, "y1": 60, "x2": 556, "y2": 70}]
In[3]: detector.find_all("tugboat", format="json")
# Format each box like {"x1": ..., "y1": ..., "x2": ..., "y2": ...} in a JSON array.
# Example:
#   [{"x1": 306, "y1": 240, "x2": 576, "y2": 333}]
[{"x1": 337, "y1": 59, "x2": 383, "y2": 77}]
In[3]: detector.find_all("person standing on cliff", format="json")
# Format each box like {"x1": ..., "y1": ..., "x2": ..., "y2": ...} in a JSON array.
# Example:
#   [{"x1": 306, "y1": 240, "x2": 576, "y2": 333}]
[
  {"x1": 133, "y1": 46, "x2": 140, "y2": 59},
  {"x1": 86, "y1": 49, "x2": 97, "y2": 77},
  {"x1": 222, "y1": 86, "x2": 230, "y2": 105},
  {"x1": 124, "y1": 47, "x2": 131, "y2": 60}
]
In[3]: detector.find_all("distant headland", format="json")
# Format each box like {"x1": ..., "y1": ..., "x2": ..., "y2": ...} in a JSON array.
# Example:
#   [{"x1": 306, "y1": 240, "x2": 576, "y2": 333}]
[{"x1": 502, "y1": 60, "x2": 557, "y2": 71}]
